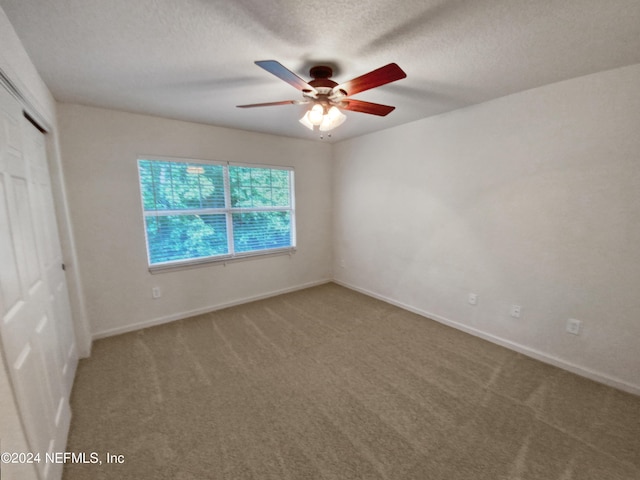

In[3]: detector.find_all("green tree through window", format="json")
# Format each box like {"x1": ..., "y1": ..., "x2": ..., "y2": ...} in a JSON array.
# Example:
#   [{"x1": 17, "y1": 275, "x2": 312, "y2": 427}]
[{"x1": 138, "y1": 159, "x2": 295, "y2": 268}]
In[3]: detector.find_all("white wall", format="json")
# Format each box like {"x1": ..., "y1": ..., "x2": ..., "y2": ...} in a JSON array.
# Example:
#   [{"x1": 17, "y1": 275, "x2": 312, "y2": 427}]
[
  {"x1": 333, "y1": 64, "x2": 640, "y2": 394},
  {"x1": 57, "y1": 104, "x2": 333, "y2": 338},
  {"x1": 0, "y1": 7, "x2": 54, "y2": 121}
]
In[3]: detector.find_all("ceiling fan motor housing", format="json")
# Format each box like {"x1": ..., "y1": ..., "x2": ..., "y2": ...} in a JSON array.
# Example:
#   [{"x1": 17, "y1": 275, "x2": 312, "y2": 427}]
[
  {"x1": 309, "y1": 65, "x2": 333, "y2": 79},
  {"x1": 305, "y1": 66, "x2": 339, "y2": 96}
]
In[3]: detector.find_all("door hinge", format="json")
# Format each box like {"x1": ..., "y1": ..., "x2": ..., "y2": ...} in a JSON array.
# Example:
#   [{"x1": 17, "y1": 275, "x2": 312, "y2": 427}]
[{"x1": 61, "y1": 263, "x2": 66, "y2": 271}]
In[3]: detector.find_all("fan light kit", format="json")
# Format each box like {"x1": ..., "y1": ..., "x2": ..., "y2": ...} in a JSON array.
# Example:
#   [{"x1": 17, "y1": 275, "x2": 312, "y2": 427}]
[
  {"x1": 299, "y1": 104, "x2": 346, "y2": 131},
  {"x1": 238, "y1": 60, "x2": 407, "y2": 133}
]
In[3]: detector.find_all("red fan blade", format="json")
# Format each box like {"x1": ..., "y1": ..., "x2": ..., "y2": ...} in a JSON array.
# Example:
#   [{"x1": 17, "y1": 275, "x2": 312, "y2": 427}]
[
  {"x1": 237, "y1": 100, "x2": 300, "y2": 108},
  {"x1": 341, "y1": 99, "x2": 396, "y2": 116},
  {"x1": 255, "y1": 60, "x2": 317, "y2": 94},
  {"x1": 335, "y1": 63, "x2": 406, "y2": 96}
]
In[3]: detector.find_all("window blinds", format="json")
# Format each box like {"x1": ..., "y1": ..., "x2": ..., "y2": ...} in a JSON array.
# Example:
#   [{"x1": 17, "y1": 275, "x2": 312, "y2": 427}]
[{"x1": 138, "y1": 158, "x2": 295, "y2": 268}]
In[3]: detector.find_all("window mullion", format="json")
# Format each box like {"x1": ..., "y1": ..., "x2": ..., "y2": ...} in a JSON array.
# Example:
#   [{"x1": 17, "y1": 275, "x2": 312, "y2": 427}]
[
  {"x1": 289, "y1": 170, "x2": 296, "y2": 247},
  {"x1": 223, "y1": 164, "x2": 235, "y2": 256}
]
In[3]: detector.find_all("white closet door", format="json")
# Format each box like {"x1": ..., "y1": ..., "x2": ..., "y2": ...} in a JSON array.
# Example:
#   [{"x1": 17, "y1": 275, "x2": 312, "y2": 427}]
[
  {"x1": 22, "y1": 109, "x2": 77, "y2": 399},
  {"x1": 0, "y1": 85, "x2": 77, "y2": 480}
]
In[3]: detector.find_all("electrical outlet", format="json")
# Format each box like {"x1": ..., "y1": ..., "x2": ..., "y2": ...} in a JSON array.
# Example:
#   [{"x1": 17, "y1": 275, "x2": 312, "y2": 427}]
[
  {"x1": 510, "y1": 304, "x2": 521, "y2": 318},
  {"x1": 566, "y1": 318, "x2": 582, "y2": 335},
  {"x1": 152, "y1": 287, "x2": 161, "y2": 299},
  {"x1": 468, "y1": 293, "x2": 478, "y2": 305}
]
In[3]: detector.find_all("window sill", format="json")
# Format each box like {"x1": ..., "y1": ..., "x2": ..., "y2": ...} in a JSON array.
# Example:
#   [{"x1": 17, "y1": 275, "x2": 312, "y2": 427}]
[{"x1": 148, "y1": 247, "x2": 297, "y2": 274}]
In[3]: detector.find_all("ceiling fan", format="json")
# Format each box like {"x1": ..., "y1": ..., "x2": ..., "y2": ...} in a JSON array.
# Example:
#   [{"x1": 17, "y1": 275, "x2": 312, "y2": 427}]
[{"x1": 237, "y1": 60, "x2": 407, "y2": 132}]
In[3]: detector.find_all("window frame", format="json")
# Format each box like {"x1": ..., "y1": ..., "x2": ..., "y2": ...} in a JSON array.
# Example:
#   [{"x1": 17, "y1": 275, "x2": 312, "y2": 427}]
[{"x1": 137, "y1": 156, "x2": 296, "y2": 273}]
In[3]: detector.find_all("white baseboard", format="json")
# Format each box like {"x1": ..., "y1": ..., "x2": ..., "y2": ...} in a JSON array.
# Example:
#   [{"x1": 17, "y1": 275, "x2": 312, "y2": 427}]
[
  {"x1": 92, "y1": 278, "x2": 332, "y2": 340},
  {"x1": 334, "y1": 280, "x2": 640, "y2": 397}
]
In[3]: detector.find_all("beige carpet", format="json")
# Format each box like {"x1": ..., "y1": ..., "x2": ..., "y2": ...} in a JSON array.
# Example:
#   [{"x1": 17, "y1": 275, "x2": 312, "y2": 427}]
[{"x1": 64, "y1": 283, "x2": 640, "y2": 479}]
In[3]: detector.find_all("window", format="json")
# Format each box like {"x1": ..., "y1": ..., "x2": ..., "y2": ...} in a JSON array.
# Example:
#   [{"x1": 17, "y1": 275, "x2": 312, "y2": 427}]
[{"x1": 137, "y1": 157, "x2": 295, "y2": 270}]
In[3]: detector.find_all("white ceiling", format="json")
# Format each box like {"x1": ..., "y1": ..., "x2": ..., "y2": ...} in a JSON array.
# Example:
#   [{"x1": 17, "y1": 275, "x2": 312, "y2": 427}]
[{"x1": 2, "y1": 0, "x2": 640, "y2": 143}]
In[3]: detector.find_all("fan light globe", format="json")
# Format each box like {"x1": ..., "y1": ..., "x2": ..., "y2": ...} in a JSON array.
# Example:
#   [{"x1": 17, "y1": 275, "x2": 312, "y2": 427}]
[
  {"x1": 299, "y1": 112, "x2": 314, "y2": 130},
  {"x1": 319, "y1": 106, "x2": 346, "y2": 131},
  {"x1": 308, "y1": 104, "x2": 324, "y2": 125}
]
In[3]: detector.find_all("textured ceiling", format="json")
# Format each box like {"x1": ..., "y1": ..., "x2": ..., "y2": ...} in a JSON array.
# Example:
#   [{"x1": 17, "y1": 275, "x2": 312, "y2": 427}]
[{"x1": 2, "y1": 0, "x2": 640, "y2": 142}]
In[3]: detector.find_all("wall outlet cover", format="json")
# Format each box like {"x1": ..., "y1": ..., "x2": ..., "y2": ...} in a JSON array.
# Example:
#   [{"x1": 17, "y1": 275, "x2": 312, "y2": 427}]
[{"x1": 566, "y1": 318, "x2": 582, "y2": 335}]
